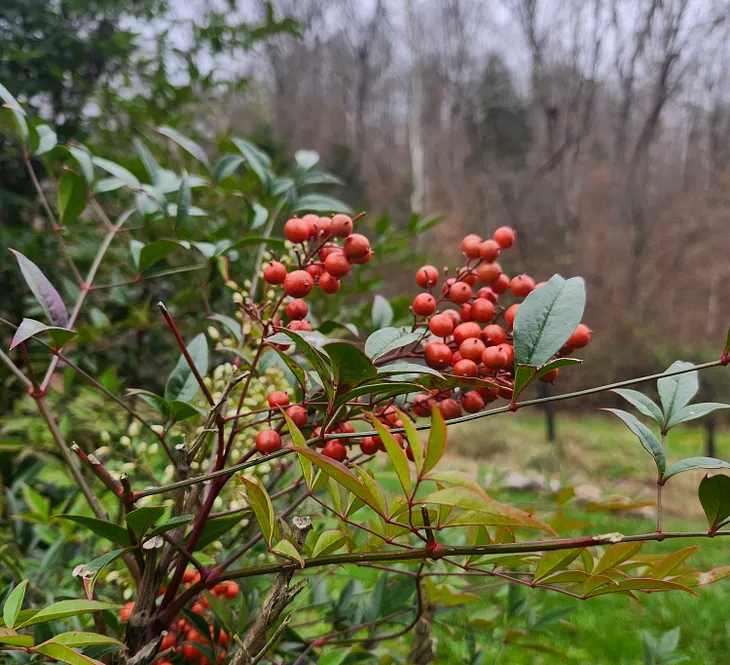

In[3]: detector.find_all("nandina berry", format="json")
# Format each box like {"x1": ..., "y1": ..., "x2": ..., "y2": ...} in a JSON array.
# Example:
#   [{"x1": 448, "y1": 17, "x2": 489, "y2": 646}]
[
  {"x1": 449, "y1": 281, "x2": 473, "y2": 304},
  {"x1": 160, "y1": 632, "x2": 177, "y2": 651},
  {"x1": 343, "y1": 233, "x2": 370, "y2": 260},
  {"x1": 319, "y1": 272, "x2": 341, "y2": 294},
  {"x1": 350, "y1": 249, "x2": 373, "y2": 264},
  {"x1": 438, "y1": 398, "x2": 462, "y2": 420},
  {"x1": 493, "y1": 225, "x2": 516, "y2": 248},
  {"x1": 324, "y1": 252, "x2": 351, "y2": 278},
  {"x1": 443, "y1": 308, "x2": 461, "y2": 326},
  {"x1": 539, "y1": 368, "x2": 560, "y2": 383},
  {"x1": 429, "y1": 313, "x2": 455, "y2": 337},
  {"x1": 300, "y1": 213, "x2": 320, "y2": 237},
  {"x1": 471, "y1": 298, "x2": 496, "y2": 322},
  {"x1": 459, "y1": 303, "x2": 472, "y2": 322},
  {"x1": 286, "y1": 405, "x2": 308, "y2": 427},
  {"x1": 441, "y1": 278, "x2": 457, "y2": 296},
  {"x1": 284, "y1": 217, "x2": 311, "y2": 243},
  {"x1": 284, "y1": 270, "x2": 314, "y2": 298},
  {"x1": 191, "y1": 603, "x2": 204, "y2": 615},
  {"x1": 462, "y1": 391, "x2": 485, "y2": 413},
  {"x1": 510, "y1": 274, "x2": 535, "y2": 298},
  {"x1": 477, "y1": 262, "x2": 502, "y2": 285},
  {"x1": 567, "y1": 323, "x2": 592, "y2": 348},
  {"x1": 286, "y1": 299, "x2": 308, "y2": 320},
  {"x1": 477, "y1": 385, "x2": 500, "y2": 402},
  {"x1": 458, "y1": 270, "x2": 478, "y2": 287},
  {"x1": 120, "y1": 602, "x2": 134, "y2": 622},
  {"x1": 451, "y1": 350, "x2": 463, "y2": 365},
  {"x1": 182, "y1": 644, "x2": 202, "y2": 661},
  {"x1": 504, "y1": 303, "x2": 519, "y2": 328},
  {"x1": 497, "y1": 343, "x2": 515, "y2": 365},
  {"x1": 330, "y1": 213, "x2": 353, "y2": 238},
  {"x1": 319, "y1": 244, "x2": 340, "y2": 261},
  {"x1": 416, "y1": 265, "x2": 439, "y2": 288},
  {"x1": 412, "y1": 393, "x2": 433, "y2": 416},
  {"x1": 256, "y1": 429, "x2": 282, "y2": 454},
  {"x1": 315, "y1": 216, "x2": 332, "y2": 237},
  {"x1": 481, "y1": 324, "x2": 506, "y2": 346},
  {"x1": 492, "y1": 273, "x2": 510, "y2": 294},
  {"x1": 424, "y1": 341, "x2": 453, "y2": 370},
  {"x1": 477, "y1": 287, "x2": 498, "y2": 303},
  {"x1": 460, "y1": 337, "x2": 486, "y2": 361},
  {"x1": 497, "y1": 382, "x2": 514, "y2": 399},
  {"x1": 289, "y1": 319, "x2": 312, "y2": 332},
  {"x1": 461, "y1": 233, "x2": 483, "y2": 259},
  {"x1": 263, "y1": 261, "x2": 287, "y2": 285},
  {"x1": 268, "y1": 391, "x2": 290, "y2": 408},
  {"x1": 222, "y1": 582, "x2": 239, "y2": 598},
  {"x1": 360, "y1": 437, "x2": 379, "y2": 455},
  {"x1": 453, "y1": 322, "x2": 481, "y2": 345},
  {"x1": 479, "y1": 239, "x2": 501, "y2": 261},
  {"x1": 322, "y1": 440, "x2": 347, "y2": 462},
  {"x1": 413, "y1": 293, "x2": 437, "y2": 316},
  {"x1": 307, "y1": 263, "x2": 325, "y2": 278},
  {"x1": 182, "y1": 568, "x2": 197, "y2": 583},
  {"x1": 453, "y1": 358, "x2": 478, "y2": 377},
  {"x1": 378, "y1": 407, "x2": 399, "y2": 426},
  {"x1": 482, "y1": 345, "x2": 509, "y2": 370}
]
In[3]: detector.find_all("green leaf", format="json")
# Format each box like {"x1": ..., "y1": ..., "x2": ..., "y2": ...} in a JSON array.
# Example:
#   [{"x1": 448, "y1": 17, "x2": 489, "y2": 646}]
[
  {"x1": 213, "y1": 154, "x2": 245, "y2": 183},
  {"x1": 335, "y1": 382, "x2": 423, "y2": 410},
  {"x1": 586, "y1": 578, "x2": 696, "y2": 598},
  {"x1": 272, "y1": 329, "x2": 333, "y2": 400},
  {"x1": 126, "y1": 389, "x2": 170, "y2": 416},
  {"x1": 10, "y1": 249, "x2": 69, "y2": 326},
  {"x1": 164, "y1": 333, "x2": 209, "y2": 402},
  {"x1": 91, "y1": 157, "x2": 140, "y2": 188},
  {"x1": 602, "y1": 409, "x2": 665, "y2": 477},
  {"x1": 34, "y1": 640, "x2": 104, "y2": 665},
  {"x1": 21, "y1": 484, "x2": 49, "y2": 519},
  {"x1": 0, "y1": 629, "x2": 33, "y2": 647},
  {"x1": 534, "y1": 549, "x2": 582, "y2": 582},
  {"x1": 231, "y1": 137, "x2": 271, "y2": 186},
  {"x1": 298, "y1": 170, "x2": 344, "y2": 187},
  {"x1": 10, "y1": 318, "x2": 76, "y2": 350},
  {"x1": 170, "y1": 401, "x2": 204, "y2": 422},
  {"x1": 224, "y1": 235, "x2": 287, "y2": 252},
  {"x1": 43, "y1": 633, "x2": 123, "y2": 648},
  {"x1": 147, "y1": 515, "x2": 195, "y2": 537},
  {"x1": 56, "y1": 515, "x2": 130, "y2": 546},
  {"x1": 77, "y1": 549, "x2": 132, "y2": 594},
  {"x1": 665, "y1": 403, "x2": 730, "y2": 430},
  {"x1": 652, "y1": 547, "x2": 700, "y2": 580},
  {"x1": 364, "y1": 327, "x2": 421, "y2": 360},
  {"x1": 156, "y1": 126, "x2": 210, "y2": 168},
  {"x1": 281, "y1": 410, "x2": 314, "y2": 489},
  {"x1": 371, "y1": 295, "x2": 393, "y2": 329},
  {"x1": 207, "y1": 313, "x2": 241, "y2": 341},
  {"x1": 266, "y1": 346, "x2": 307, "y2": 394},
  {"x1": 17, "y1": 600, "x2": 119, "y2": 629},
  {"x1": 513, "y1": 275, "x2": 586, "y2": 367},
  {"x1": 125, "y1": 506, "x2": 166, "y2": 538},
  {"x1": 194, "y1": 513, "x2": 246, "y2": 551},
  {"x1": 0, "y1": 82, "x2": 28, "y2": 140},
  {"x1": 295, "y1": 149, "x2": 319, "y2": 170},
  {"x1": 33, "y1": 125, "x2": 57, "y2": 156},
  {"x1": 271, "y1": 540, "x2": 304, "y2": 567},
  {"x1": 324, "y1": 342, "x2": 378, "y2": 394},
  {"x1": 422, "y1": 407, "x2": 447, "y2": 476},
  {"x1": 94, "y1": 177, "x2": 124, "y2": 193},
  {"x1": 512, "y1": 358, "x2": 582, "y2": 401},
  {"x1": 366, "y1": 573, "x2": 388, "y2": 622},
  {"x1": 593, "y1": 542, "x2": 643, "y2": 575},
  {"x1": 176, "y1": 174, "x2": 192, "y2": 228},
  {"x1": 612, "y1": 389, "x2": 664, "y2": 426},
  {"x1": 367, "y1": 414, "x2": 412, "y2": 495},
  {"x1": 664, "y1": 457, "x2": 730, "y2": 482},
  {"x1": 240, "y1": 476, "x2": 275, "y2": 546},
  {"x1": 311, "y1": 530, "x2": 347, "y2": 558},
  {"x1": 133, "y1": 137, "x2": 160, "y2": 182},
  {"x1": 657, "y1": 361, "x2": 698, "y2": 429},
  {"x1": 398, "y1": 409, "x2": 425, "y2": 474},
  {"x1": 377, "y1": 361, "x2": 445, "y2": 379},
  {"x1": 67, "y1": 145, "x2": 95, "y2": 184},
  {"x1": 250, "y1": 202, "x2": 268, "y2": 230},
  {"x1": 137, "y1": 239, "x2": 186, "y2": 273},
  {"x1": 57, "y1": 171, "x2": 87, "y2": 224},
  {"x1": 316, "y1": 649, "x2": 351, "y2": 665},
  {"x1": 292, "y1": 193, "x2": 352, "y2": 214},
  {"x1": 3, "y1": 581, "x2": 27, "y2": 629}
]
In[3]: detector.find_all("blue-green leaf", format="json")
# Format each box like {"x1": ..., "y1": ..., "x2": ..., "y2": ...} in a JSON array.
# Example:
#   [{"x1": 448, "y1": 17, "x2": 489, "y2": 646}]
[
  {"x1": 164, "y1": 333, "x2": 208, "y2": 403},
  {"x1": 657, "y1": 361, "x2": 698, "y2": 429},
  {"x1": 603, "y1": 408, "x2": 665, "y2": 477}
]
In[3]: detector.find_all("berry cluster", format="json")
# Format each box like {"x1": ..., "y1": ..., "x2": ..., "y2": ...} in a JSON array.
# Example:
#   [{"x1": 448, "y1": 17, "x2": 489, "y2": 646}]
[{"x1": 121, "y1": 570, "x2": 239, "y2": 665}]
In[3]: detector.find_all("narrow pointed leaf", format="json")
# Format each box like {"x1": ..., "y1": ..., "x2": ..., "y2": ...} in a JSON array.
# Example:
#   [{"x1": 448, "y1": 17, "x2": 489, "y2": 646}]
[
  {"x1": 698, "y1": 473, "x2": 730, "y2": 530},
  {"x1": 602, "y1": 409, "x2": 665, "y2": 476},
  {"x1": 586, "y1": 578, "x2": 696, "y2": 598},
  {"x1": 213, "y1": 154, "x2": 245, "y2": 183},
  {"x1": 666, "y1": 402, "x2": 730, "y2": 429},
  {"x1": 397, "y1": 409, "x2": 425, "y2": 474},
  {"x1": 176, "y1": 175, "x2": 191, "y2": 227},
  {"x1": 271, "y1": 540, "x2": 304, "y2": 568},
  {"x1": 311, "y1": 530, "x2": 347, "y2": 558},
  {"x1": 652, "y1": 547, "x2": 700, "y2": 579},
  {"x1": 364, "y1": 327, "x2": 421, "y2": 360},
  {"x1": 10, "y1": 250, "x2": 68, "y2": 326},
  {"x1": 324, "y1": 342, "x2": 378, "y2": 393},
  {"x1": 422, "y1": 407, "x2": 447, "y2": 476},
  {"x1": 32, "y1": 125, "x2": 57, "y2": 155},
  {"x1": 0, "y1": 629, "x2": 33, "y2": 647},
  {"x1": 593, "y1": 542, "x2": 644, "y2": 575},
  {"x1": 44, "y1": 633, "x2": 124, "y2": 648},
  {"x1": 281, "y1": 409, "x2": 313, "y2": 488},
  {"x1": 367, "y1": 414, "x2": 411, "y2": 495},
  {"x1": 292, "y1": 194, "x2": 352, "y2": 214},
  {"x1": 657, "y1": 361, "x2": 698, "y2": 428},
  {"x1": 3, "y1": 581, "x2": 27, "y2": 629},
  {"x1": 664, "y1": 457, "x2": 730, "y2": 482},
  {"x1": 10, "y1": 318, "x2": 76, "y2": 350},
  {"x1": 164, "y1": 333, "x2": 208, "y2": 402},
  {"x1": 57, "y1": 171, "x2": 87, "y2": 224},
  {"x1": 272, "y1": 329, "x2": 333, "y2": 400},
  {"x1": 56, "y1": 515, "x2": 130, "y2": 546},
  {"x1": 240, "y1": 476, "x2": 275, "y2": 546},
  {"x1": 194, "y1": 513, "x2": 246, "y2": 551},
  {"x1": 67, "y1": 146, "x2": 95, "y2": 184},
  {"x1": 148, "y1": 515, "x2": 195, "y2": 537},
  {"x1": 534, "y1": 549, "x2": 582, "y2": 581},
  {"x1": 91, "y1": 157, "x2": 140, "y2": 188},
  {"x1": 125, "y1": 506, "x2": 166, "y2": 538},
  {"x1": 612, "y1": 389, "x2": 664, "y2": 425},
  {"x1": 156, "y1": 126, "x2": 210, "y2": 168},
  {"x1": 231, "y1": 137, "x2": 271, "y2": 186},
  {"x1": 34, "y1": 640, "x2": 105, "y2": 665},
  {"x1": 17, "y1": 600, "x2": 119, "y2": 628}
]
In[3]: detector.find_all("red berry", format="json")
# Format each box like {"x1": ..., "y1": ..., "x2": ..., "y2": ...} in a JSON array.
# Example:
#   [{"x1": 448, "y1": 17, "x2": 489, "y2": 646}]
[
  {"x1": 350, "y1": 249, "x2": 373, "y2": 264},
  {"x1": 322, "y1": 440, "x2": 347, "y2": 462},
  {"x1": 458, "y1": 270, "x2": 478, "y2": 287},
  {"x1": 461, "y1": 234, "x2": 483, "y2": 259},
  {"x1": 459, "y1": 303, "x2": 473, "y2": 322},
  {"x1": 413, "y1": 293, "x2": 437, "y2": 316},
  {"x1": 160, "y1": 632, "x2": 177, "y2": 651},
  {"x1": 567, "y1": 323, "x2": 592, "y2": 348},
  {"x1": 343, "y1": 233, "x2": 370, "y2": 260},
  {"x1": 289, "y1": 319, "x2": 312, "y2": 332},
  {"x1": 461, "y1": 391, "x2": 485, "y2": 413},
  {"x1": 121, "y1": 602, "x2": 134, "y2": 622},
  {"x1": 504, "y1": 304, "x2": 519, "y2": 328},
  {"x1": 284, "y1": 270, "x2": 314, "y2": 298},
  {"x1": 412, "y1": 393, "x2": 433, "y2": 417},
  {"x1": 493, "y1": 226, "x2": 516, "y2": 248},
  {"x1": 497, "y1": 343, "x2": 515, "y2": 365},
  {"x1": 268, "y1": 391, "x2": 290, "y2": 408},
  {"x1": 477, "y1": 385, "x2": 500, "y2": 402},
  {"x1": 182, "y1": 568, "x2": 197, "y2": 583},
  {"x1": 286, "y1": 299, "x2": 308, "y2": 320},
  {"x1": 477, "y1": 287, "x2": 498, "y2": 303},
  {"x1": 286, "y1": 405, "x2": 308, "y2": 427},
  {"x1": 330, "y1": 214, "x2": 353, "y2": 238},
  {"x1": 441, "y1": 277, "x2": 456, "y2": 295},
  {"x1": 360, "y1": 437, "x2": 379, "y2": 455},
  {"x1": 539, "y1": 368, "x2": 560, "y2": 383},
  {"x1": 319, "y1": 244, "x2": 340, "y2": 261},
  {"x1": 438, "y1": 398, "x2": 462, "y2": 420},
  {"x1": 510, "y1": 274, "x2": 535, "y2": 298},
  {"x1": 449, "y1": 281, "x2": 472, "y2": 304},
  {"x1": 424, "y1": 341, "x2": 453, "y2": 370},
  {"x1": 443, "y1": 309, "x2": 461, "y2": 326},
  {"x1": 319, "y1": 272, "x2": 341, "y2": 294},
  {"x1": 482, "y1": 345, "x2": 509, "y2": 370},
  {"x1": 479, "y1": 239, "x2": 501, "y2": 262},
  {"x1": 459, "y1": 337, "x2": 486, "y2": 362},
  {"x1": 481, "y1": 324, "x2": 506, "y2": 346},
  {"x1": 314, "y1": 216, "x2": 332, "y2": 237},
  {"x1": 477, "y1": 262, "x2": 501, "y2": 285},
  {"x1": 492, "y1": 273, "x2": 510, "y2": 294},
  {"x1": 453, "y1": 322, "x2": 481, "y2": 346},
  {"x1": 451, "y1": 350, "x2": 463, "y2": 365},
  {"x1": 300, "y1": 213, "x2": 320, "y2": 237},
  {"x1": 416, "y1": 265, "x2": 439, "y2": 289},
  {"x1": 182, "y1": 644, "x2": 202, "y2": 660},
  {"x1": 429, "y1": 313, "x2": 455, "y2": 337},
  {"x1": 471, "y1": 298, "x2": 496, "y2": 322},
  {"x1": 263, "y1": 261, "x2": 287, "y2": 285},
  {"x1": 324, "y1": 252, "x2": 351, "y2": 278},
  {"x1": 453, "y1": 358, "x2": 478, "y2": 377},
  {"x1": 284, "y1": 217, "x2": 311, "y2": 243},
  {"x1": 307, "y1": 263, "x2": 325, "y2": 278},
  {"x1": 256, "y1": 429, "x2": 282, "y2": 454}
]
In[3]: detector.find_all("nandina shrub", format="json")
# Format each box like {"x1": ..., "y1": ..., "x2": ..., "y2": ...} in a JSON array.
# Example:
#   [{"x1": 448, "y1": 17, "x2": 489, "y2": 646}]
[{"x1": 2, "y1": 82, "x2": 730, "y2": 665}]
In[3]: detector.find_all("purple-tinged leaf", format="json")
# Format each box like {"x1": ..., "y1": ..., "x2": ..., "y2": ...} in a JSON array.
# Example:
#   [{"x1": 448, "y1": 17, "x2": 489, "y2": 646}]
[
  {"x1": 10, "y1": 318, "x2": 76, "y2": 350},
  {"x1": 10, "y1": 250, "x2": 68, "y2": 326}
]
